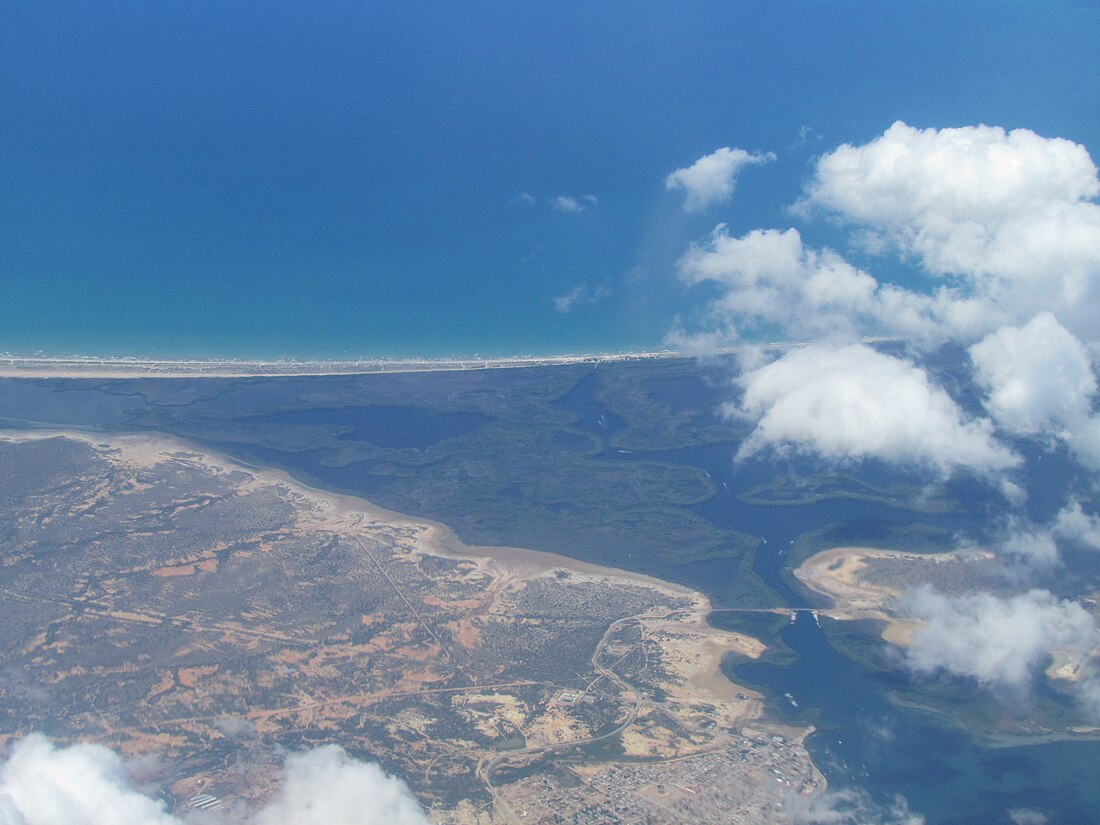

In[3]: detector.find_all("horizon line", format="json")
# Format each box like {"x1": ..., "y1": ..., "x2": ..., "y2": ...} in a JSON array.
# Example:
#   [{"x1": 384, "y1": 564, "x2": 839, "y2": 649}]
[{"x1": 0, "y1": 338, "x2": 898, "y2": 378}]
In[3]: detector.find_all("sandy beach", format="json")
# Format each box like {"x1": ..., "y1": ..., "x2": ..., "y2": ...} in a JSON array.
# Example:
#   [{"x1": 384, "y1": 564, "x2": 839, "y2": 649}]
[
  {"x1": 0, "y1": 351, "x2": 687, "y2": 379},
  {"x1": 793, "y1": 545, "x2": 986, "y2": 646}
]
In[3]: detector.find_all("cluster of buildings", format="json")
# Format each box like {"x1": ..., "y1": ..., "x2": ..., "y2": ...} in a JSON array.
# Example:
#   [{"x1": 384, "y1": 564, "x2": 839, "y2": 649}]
[{"x1": 499, "y1": 732, "x2": 820, "y2": 824}]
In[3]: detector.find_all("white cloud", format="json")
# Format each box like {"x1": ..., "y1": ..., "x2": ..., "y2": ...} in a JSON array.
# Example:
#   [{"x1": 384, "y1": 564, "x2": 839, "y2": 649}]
[
  {"x1": 1053, "y1": 499, "x2": 1100, "y2": 550},
  {"x1": 970, "y1": 313, "x2": 1100, "y2": 469},
  {"x1": 0, "y1": 735, "x2": 179, "y2": 825},
  {"x1": 899, "y1": 586, "x2": 1099, "y2": 693},
  {"x1": 670, "y1": 122, "x2": 1100, "y2": 487},
  {"x1": 788, "y1": 787, "x2": 924, "y2": 825},
  {"x1": 732, "y1": 343, "x2": 1018, "y2": 478},
  {"x1": 673, "y1": 125, "x2": 1100, "y2": 349},
  {"x1": 801, "y1": 121, "x2": 1100, "y2": 339},
  {"x1": 1065, "y1": 415, "x2": 1100, "y2": 472},
  {"x1": 804, "y1": 122, "x2": 1098, "y2": 228},
  {"x1": 987, "y1": 500, "x2": 1100, "y2": 571},
  {"x1": 1007, "y1": 810, "x2": 1049, "y2": 825},
  {"x1": 674, "y1": 224, "x2": 1026, "y2": 351},
  {"x1": 969, "y1": 313, "x2": 1097, "y2": 433},
  {"x1": 678, "y1": 226, "x2": 884, "y2": 343},
  {"x1": 552, "y1": 194, "x2": 598, "y2": 213},
  {"x1": 253, "y1": 745, "x2": 430, "y2": 825},
  {"x1": 997, "y1": 522, "x2": 1061, "y2": 570},
  {"x1": 0, "y1": 737, "x2": 429, "y2": 825},
  {"x1": 552, "y1": 283, "x2": 610, "y2": 313},
  {"x1": 666, "y1": 146, "x2": 776, "y2": 212}
]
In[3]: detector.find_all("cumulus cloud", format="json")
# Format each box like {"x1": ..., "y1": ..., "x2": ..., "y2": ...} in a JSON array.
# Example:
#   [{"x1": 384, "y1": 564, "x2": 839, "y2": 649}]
[
  {"x1": 899, "y1": 586, "x2": 1099, "y2": 695},
  {"x1": 788, "y1": 787, "x2": 924, "y2": 825},
  {"x1": 253, "y1": 745, "x2": 430, "y2": 825},
  {"x1": 801, "y1": 121, "x2": 1100, "y2": 339},
  {"x1": 677, "y1": 227, "x2": 876, "y2": 343},
  {"x1": 670, "y1": 121, "x2": 1100, "y2": 484},
  {"x1": 1053, "y1": 499, "x2": 1100, "y2": 550},
  {"x1": 0, "y1": 736, "x2": 429, "y2": 825},
  {"x1": 666, "y1": 146, "x2": 776, "y2": 212},
  {"x1": 671, "y1": 225, "x2": 1006, "y2": 346},
  {"x1": 969, "y1": 313, "x2": 1100, "y2": 468},
  {"x1": 674, "y1": 122, "x2": 1100, "y2": 364},
  {"x1": 970, "y1": 312, "x2": 1096, "y2": 433},
  {"x1": 0, "y1": 735, "x2": 180, "y2": 825},
  {"x1": 732, "y1": 343, "x2": 1018, "y2": 478}
]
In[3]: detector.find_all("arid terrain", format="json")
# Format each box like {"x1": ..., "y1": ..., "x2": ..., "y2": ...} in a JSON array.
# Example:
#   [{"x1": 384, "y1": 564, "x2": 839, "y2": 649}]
[{"x1": 0, "y1": 430, "x2": 820, "y2": 823}]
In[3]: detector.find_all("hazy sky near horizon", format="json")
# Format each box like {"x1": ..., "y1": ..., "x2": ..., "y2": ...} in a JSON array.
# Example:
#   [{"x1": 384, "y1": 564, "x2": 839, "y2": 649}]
[{"x1": 2, "y1": 1, "x2": 1099, "y2": 357}]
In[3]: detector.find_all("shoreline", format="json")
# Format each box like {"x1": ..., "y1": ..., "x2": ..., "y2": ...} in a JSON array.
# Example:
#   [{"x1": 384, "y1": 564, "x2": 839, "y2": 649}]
[
  {"x1": 0, "y1": 337, "x2": 902, "y2": 379},
  {"x1": 0, "y1": 426, "x2": 827, "y2": 815},
  {"x1": 0, "y1": 426, "x2": 762, "y2": 664},
  {"x1": 0, "y1": 337, "x2": 885, "y2": 378},
  {"x1": 0, "y1": 350, "x2": 689, "y2": 379}
]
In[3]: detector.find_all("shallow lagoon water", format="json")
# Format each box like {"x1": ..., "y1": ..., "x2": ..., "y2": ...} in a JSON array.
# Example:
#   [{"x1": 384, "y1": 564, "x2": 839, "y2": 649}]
[
  {"x1": 248, "y1": 405, "x2": 490, "y2": 450},
  {"x1": 557, "y1": 369, "x2": 1100, "y2": 822}
]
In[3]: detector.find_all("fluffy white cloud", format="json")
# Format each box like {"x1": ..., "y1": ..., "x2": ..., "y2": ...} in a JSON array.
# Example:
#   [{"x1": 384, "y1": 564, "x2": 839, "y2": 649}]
[
  {"x1": 805, "y1": 122, "x2": 1098, "y2": 229},
  {"x1": 970, "y1": 313, "x2": 1100, "y2": 469},
  {"x1": 802, "y1": 122, "x2": 1100, "y2": 338},
  {"x1": 969, "y1": 313, "x2": 1097, "y2": 433},
  {"x1": 666, "y1": 146, "x2": 776, "y2": 212},
  {"x1": 253, "y1": 745, "x2": 430, "y2": 825},
  {"x1": 987, "y1": 500, "x2": 1100, "y2": 571},
  {"x1": 732, "y1": 343, "x2": 1018, "y2": 477},
  {"x1": 0, "y1": 737, "x2": 429, "y2": 825},
  {"x1": 899, "y1": 586, "x2": 1099, "y2": 692},
  {"x1": 674, "y1": 223, "x2": 1027, "y2": 354},
  {"x1": 671, "y1": 122, "x2": 1100, "y2": 486},
  {"x1": 1053, "y1": 499, "x2": 1100, "y2": 550},
  {"x1": 677, "y1": 227, "x2": 877, "y2": 342},
  {"x1": 1065, "y1": 415, "x2": 1100, "y2": 472},
  {"x1": 0, "y1": 735, "x2": 179, "y2": 825}
]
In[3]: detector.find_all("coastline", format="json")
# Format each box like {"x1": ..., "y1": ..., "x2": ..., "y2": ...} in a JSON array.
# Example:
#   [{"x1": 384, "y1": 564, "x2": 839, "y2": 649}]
[
  {"x1": 0, "y1": 350, "x2": 688, "y2": 379},
  {"x1": 0, "y1": 338, "x2": 907, "y2": 379},
  {"x1": 0, "y1": 425, "x2": 765, "y2": 670},
  {"x1": 0, "y1": 426, "x2": 832, "y2": 817},
  {"x1": 792, "y1": 545, "x2": 978, "y2": 645},
  {"x1": 0, "y1": 337, "x2": 880, "y2": 378}
]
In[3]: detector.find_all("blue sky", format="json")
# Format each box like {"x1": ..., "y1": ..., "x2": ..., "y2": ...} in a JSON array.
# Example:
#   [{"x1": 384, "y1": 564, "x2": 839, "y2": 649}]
[{"x1": 2, "y1": 1, "x2": 1098, "y2": 357}]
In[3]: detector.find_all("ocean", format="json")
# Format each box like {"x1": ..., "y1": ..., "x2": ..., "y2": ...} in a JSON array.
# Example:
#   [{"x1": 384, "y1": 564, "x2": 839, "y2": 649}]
[{"x1": 4, "y1": 3, "x2": 1098, "y2": 361}]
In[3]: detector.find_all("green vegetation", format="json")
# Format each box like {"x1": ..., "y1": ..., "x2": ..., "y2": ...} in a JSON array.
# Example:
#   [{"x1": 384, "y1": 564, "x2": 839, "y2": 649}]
[
  {"x1": 594, "y1": 359, "x2": 748, "y2": 452},
  {"x1": 115, "y1": 363, "x2": 777, "y2": 607},
  {"x1": 738, "y1": 471, "x2": 957, "y2": 513}
]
